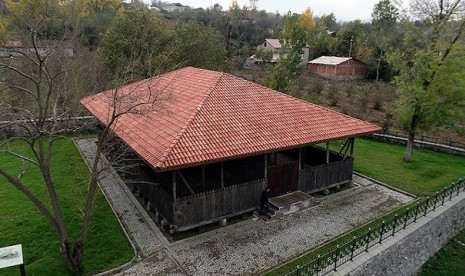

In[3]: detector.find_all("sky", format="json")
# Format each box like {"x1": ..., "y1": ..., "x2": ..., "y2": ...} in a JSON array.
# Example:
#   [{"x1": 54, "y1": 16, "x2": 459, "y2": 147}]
[{"x1": 163, "y1": 0, "x2": 404, "y2": 22}]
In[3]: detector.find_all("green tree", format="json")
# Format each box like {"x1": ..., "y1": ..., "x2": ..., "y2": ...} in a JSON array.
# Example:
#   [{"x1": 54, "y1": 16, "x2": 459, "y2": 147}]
[
  {"x1": 318, "y1": 13, "x2": 337, "y2": 30},
  {"x1": 302, "y1": 13, "x2": 338, "y2": 60},
  {"x1": 71, "y1": 0, "x2": 124, "y2": 49},
  {"x1": 174, "y1": 21, "x2": 226, "y2": 70},
  {"x1": 372, "y1": 0, "x2": 399, "y2": 28},
  {"x1": 392, "y1": 0, "x2": 465, "y2": 161},
  {"x1": 371, "y1": 0, "x2": 399, "y2": 82},
  {"x1": 255, "y1": 47, "x2": 273, "y2": 62},
  {"x1": 267, "y1": 12, "x2": 306, "y2": 92},
  {"x1": 332, "y1": 20, "x2": 366, "y2": 57},
  {"x1": 5, "y1": 0, "x2": 67, "y2": 39},
  {"x1": 100, "y1": 6, "x2": 177, "y2": 78},
  {"x1": 0, "y1": 16, "x2": 7, "y2": 40}
]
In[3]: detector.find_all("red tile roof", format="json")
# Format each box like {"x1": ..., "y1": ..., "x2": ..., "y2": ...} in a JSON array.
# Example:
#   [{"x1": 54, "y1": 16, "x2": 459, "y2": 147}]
[{"x1": 80, "y1": 67, "x2": 380, "y2": 171}]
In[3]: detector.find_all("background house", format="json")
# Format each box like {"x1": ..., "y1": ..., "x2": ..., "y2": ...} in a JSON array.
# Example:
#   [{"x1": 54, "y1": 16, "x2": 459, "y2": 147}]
[
  {"x1": 256, "y1": 38, "x2": 309, "y2": 64},
  {"x1": 81, "y1": 67, "x2": 380, "y2": 232},
  {"x1": 308, "y1": 56, "x2": 367, "y2": 81}
]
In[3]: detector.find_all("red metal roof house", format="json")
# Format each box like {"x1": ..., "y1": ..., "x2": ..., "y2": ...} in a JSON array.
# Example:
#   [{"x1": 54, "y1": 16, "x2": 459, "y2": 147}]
[{"x1": 81, "y1": 67, "x2": 380, "y2": 231}]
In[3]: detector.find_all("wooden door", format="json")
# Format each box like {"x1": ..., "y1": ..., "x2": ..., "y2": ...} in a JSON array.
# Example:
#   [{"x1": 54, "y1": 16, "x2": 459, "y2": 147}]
[{"x1": 267, "y1": 161, "x2": 299, "y2": 197}]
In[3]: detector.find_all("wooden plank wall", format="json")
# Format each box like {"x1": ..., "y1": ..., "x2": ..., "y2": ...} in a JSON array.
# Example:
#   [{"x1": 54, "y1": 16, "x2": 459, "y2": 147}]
[
  {"x1": 298, "y1": 158, "x2": 354, "y2": 193},
  {"x1": 137, "y1": 183, "x2": 174, "y2": 223},
  {"x1": 173, "y1": 179, "x2": 265, "y2": 228}
]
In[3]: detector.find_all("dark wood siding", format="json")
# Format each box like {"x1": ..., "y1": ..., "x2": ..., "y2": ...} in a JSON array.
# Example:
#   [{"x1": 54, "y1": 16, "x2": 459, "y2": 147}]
[
  {"x1": 173, "y1": 179, "x2": 265, "y2": 230},
  {"x1": 298, "y1": 158, "x2": 353, "y2": 193},
  {"x1": 138, "y1": 184, "x2": 174, "y2": 223},
  {"x1": 267, "y1": 161, "x2": 299, "y2": 197}
]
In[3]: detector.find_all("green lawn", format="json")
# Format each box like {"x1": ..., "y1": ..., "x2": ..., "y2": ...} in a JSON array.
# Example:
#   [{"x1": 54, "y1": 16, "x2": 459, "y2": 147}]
[
  {"x1": 349, "y1": 138, "x2": 465, "y2": 196},
  {"x1": 267, "y1": 138, "x2": 465, "y2": 275},
  {"x1": 419, "y1": 228, "x2": 465, "y2": 275},
  {"x1": 0, "y1": 139, "x2": 133, "y2": 275}
]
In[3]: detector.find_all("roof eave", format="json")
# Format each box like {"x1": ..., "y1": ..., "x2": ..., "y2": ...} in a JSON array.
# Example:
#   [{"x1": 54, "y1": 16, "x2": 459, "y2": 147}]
[{"x1": 154, "y1": 127, "x2": 381, "y2": 172}]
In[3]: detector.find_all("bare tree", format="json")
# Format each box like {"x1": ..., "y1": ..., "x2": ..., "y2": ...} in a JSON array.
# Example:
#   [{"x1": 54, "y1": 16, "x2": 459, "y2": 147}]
[{"x1": 0, "y1": 20, "x2": 171, "y2": 272}]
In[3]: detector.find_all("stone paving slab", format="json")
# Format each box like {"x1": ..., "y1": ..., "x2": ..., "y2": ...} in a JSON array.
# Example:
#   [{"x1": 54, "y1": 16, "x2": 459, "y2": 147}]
[
  {"x1": 118, "y1": 248, "x2": 187, "y2": 276},
  {"x1": 74, "y1": 138, "x2": 168, "y2": 257},
  {"x1": 118, "y1": 178, "x2": 413, "y2": 275}
]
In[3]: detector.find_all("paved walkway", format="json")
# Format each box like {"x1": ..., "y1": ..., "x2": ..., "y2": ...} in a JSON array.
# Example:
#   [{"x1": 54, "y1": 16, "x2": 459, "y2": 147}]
[
  {"x1": 75, "y1": 138, "x2": 169, "y2": 257},
  {"x1": 75, "y1": 138, "x2": 414, "y2": 275}
]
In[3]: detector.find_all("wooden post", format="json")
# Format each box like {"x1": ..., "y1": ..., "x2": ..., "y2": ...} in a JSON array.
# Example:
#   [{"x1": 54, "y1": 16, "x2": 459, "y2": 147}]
[
  {"x1": 298, "y1": 148, "x2": 302, "y2": 170},
  {"x1": 326, "y1": 142, "x2": 330, "y2": 164},
  {"x1": 20, "y1": 264, "x2": 25, "y2": 276},
  {"x1": 220, "y1": 162, "x2": 224, "y2": 189},
  {"x1": 350, "y1": 138, "x2": 354, "y2": 157},
  {"x1": 201, "y1": 165, "x2": 206, "y2": 192},
  {"x1": 172, "y1": 171, "x2": 177, "y2": 202},
  {"x1": 264, "y1": 154, "x2": 268, "y2": 180}
]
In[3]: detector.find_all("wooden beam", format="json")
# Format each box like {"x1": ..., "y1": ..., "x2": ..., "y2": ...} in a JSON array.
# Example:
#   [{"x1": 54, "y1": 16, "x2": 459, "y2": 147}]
[
  {"x1": 302, "y1": 147, "x2": 306, "y2": 167},
  {"x1": 220, "y1": 162, "x2": 224, "y2": 189},
  {"x1": 172, "y1": 171, "x2": 177, "y2": 202},
  {"x1": 201, "y1": 165, "x2": 206, "y2": 191},
  {"x1": 326, "y1": 142, "x2": 330, "y2": 164},
  {"x1": 338, "y1": 139, "x2": 351, "y2": 160},
  {"x1": 177, "y1": 171, "x2": 194, "y2": 195},
  {"x1": 264, "y1": 154, "x2": 268, "y2": 180},
  {"x1": 350, "y1": 138, "x2": 355, "y2": 157}
]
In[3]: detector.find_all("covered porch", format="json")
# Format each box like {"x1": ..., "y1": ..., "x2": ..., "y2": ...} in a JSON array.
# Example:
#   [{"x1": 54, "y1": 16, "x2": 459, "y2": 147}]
[{"x1": 132, "y1": 138, "x2": 355, "y2": 232}]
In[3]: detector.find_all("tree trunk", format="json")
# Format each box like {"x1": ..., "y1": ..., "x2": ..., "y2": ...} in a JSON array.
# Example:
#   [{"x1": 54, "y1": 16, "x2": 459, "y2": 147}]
[
  {"x1": 403, "y1": 114, "x2": 419, "y2": 162},
  {"x1": 60, "y1": 240, "x2": 84, "y2": 272},
  {"x1": 376, "y1": 49, "x2": 382, "y2": 82}
]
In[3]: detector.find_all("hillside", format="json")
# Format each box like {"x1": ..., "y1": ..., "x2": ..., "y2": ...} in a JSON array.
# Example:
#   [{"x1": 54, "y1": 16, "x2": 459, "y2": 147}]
[{"x1": 233, "y1": 66, "x2": 465, "y2": 146}]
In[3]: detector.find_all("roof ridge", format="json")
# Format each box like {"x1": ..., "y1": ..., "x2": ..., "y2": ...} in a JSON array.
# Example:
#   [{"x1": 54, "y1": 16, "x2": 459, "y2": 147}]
[{"x1": 155, "y1": 70, "x2": 225, "y2": 168}]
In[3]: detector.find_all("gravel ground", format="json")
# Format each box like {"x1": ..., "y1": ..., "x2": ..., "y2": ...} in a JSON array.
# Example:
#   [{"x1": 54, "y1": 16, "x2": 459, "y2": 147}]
[{"x1": 118, "y1": 178, "x2": 413, "y2": 275}]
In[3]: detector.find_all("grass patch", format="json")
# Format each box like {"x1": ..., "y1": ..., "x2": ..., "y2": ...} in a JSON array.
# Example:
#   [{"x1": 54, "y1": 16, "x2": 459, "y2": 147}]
[
  {"x1": 267, "y1": 138, "x2": 465, "y2": 275},
  {"x1": 0, "y1": 138, "x2": 133, "y2": 275},
  {"x1": 419, "y1": 228, "x2": 465, "y2": 275},
  {"x1": 344, "y1": 138, "x2": 465, "y2": 196}
]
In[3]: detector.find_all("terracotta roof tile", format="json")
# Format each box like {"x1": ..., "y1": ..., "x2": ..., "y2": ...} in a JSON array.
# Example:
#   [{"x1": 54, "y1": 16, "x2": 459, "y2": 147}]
[{"x1": 80, "y1": 67, "x2": 381, "y2": 171}]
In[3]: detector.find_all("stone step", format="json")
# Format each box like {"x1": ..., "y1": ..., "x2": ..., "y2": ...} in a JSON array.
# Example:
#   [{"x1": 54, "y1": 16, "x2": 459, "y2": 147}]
[{"x1": 259, "y1": 191, "x2": 320, "y2": 221}]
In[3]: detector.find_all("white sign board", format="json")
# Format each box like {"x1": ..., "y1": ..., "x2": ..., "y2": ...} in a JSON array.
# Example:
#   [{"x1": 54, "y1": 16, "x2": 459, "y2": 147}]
[{"x1": 0, "y1": 244, "x2": 24, "y2": 269}]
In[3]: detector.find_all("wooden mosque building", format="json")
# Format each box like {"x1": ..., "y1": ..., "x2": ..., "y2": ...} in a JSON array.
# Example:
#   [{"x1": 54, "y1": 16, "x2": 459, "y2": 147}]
[{"x1": 81, "y1": 67, "x2": 380, "y2": 232}]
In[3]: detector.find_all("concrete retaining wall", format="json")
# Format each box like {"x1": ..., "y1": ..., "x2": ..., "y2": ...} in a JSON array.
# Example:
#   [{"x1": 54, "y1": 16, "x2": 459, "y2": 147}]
[{"x1": 342, "y1": 192, "x2": 465, "y2": 276}]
